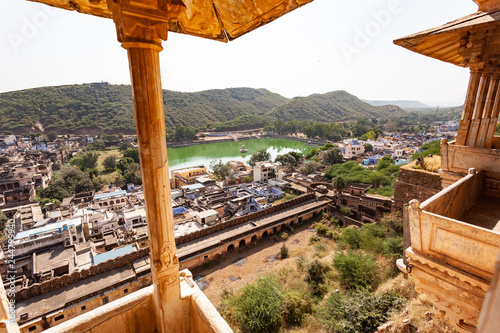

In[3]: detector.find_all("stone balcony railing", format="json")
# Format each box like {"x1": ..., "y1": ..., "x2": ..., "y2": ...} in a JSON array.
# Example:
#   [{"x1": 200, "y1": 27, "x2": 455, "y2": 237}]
[
  {"x1": 406, "y1": 168, "x2": 500, "y2": 332},
  {"x1": 441, "y1": 139, "x2": 500, "y2": 192},
  {"x1": 0, "y1": 269, "x2": 231, "y2": 333}
]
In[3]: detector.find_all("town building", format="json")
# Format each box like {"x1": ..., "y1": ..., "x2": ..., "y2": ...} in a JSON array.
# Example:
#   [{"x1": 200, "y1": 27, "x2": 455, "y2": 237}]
[
  {"x1": 170, "y1": 165, "x2": 209, "y2": 189},
  {"x1": 253, "y1": 161, "x2": 283, "y2": 182}
]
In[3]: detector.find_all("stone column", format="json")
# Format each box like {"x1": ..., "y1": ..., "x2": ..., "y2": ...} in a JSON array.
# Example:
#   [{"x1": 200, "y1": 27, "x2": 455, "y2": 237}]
[
  {"x1": 106, "y1": 1, "x2": 186, "y2": 332},
  {"x1": 456, "y1": 69, "x2": 482, "y2": 146},
  {"x1": 467, "y1": 72, "x2": 493, "y2": 147}
]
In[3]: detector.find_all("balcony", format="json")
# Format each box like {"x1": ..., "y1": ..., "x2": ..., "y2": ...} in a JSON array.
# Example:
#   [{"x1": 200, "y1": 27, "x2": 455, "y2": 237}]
[
  {"x1": 0, "y1": 269, "x2": 231, "y2": 333},
  {"x1": 440, "y1": 139, "x2": 500, "y2": 190},
  {"x1": 406, "y1": 168, "x2": 500, "y2": 332}
]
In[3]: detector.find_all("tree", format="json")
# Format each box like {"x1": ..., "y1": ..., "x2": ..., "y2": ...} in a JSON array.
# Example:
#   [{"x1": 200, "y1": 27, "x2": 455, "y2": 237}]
[
  {"x1": 122, "y1": 148, "x2": 140, "y2": 163},
  {"x1": 210, "y1": 159, "x2": 231, "y2": 180},
  {"x1": 288, "y1": 151, "x2": 303, "y2": 163},
  {"x1": 47, "y1": 131, "x2": 57, "y2": 142},
  {"x1": 275, "y1": 153, "x2": 297, "y2": 166},
  {"x1": 320, "y1": 143, "x2": 335, "y2": 151},
  {"x1": 123, "y1": 163, "x2": 142, "y2": 185},
  {"x1": 69, "y1": 151, "x2": 100, "y2": 171},
  {"x1": 118, "y1": 141, "x2": 133, "y2": 151},
  {"x1": 0, "y1": 210, "x2": 8, "y2": 232},
  {"x1": 305, "y1": 148, "x2": 318, "y2": 160},
  {"x1": 299, "y1": 161, "x2": 320, "y2": 175},
  {"x1": 103, "y1": 155, "x2": 118, "y2": 171},
  {"x1": 117, "y1": 157, "x2": 135, "y2": 173},
  {"x1": 248, "y1": 149, "x2": 271, "y2": 167},
  {"x1": 363, "y1": 143, "x2": 373, "y2": 152},
  {"x1": 38, "y1": 166, "x2": 104, "y2": 201},
  {"x1": 322, "y1": 147, "x2": 343, "y2": 166},
  {"x1": 81, "y1": 151, "x2": 100, "y2": 171},
  {"x1": 332, "y1": 176, "x2": 347, "y2": 204}
]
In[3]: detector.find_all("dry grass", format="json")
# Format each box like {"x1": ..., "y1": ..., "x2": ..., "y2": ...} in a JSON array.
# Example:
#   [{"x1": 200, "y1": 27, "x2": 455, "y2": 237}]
[
  {"x1": 95, "y1": 149, "x2": 123, "y2": 184},
  {"x1": 421, "y1": 155, "x2": 441, "y2": 173},
  {"x1": 376, "y1": 275, "x2": 457, "y2": 333},
  {"x1": 407, "y1": 155, "x2": 441, "y2": 173}
]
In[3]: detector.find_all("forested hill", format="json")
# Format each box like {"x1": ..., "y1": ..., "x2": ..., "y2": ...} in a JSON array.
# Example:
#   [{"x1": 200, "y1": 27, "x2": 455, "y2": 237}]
[
  {"x1": 270, "y1": 91, "x2": 406, "y2": 123},
  {"x1": 0, "y1": 84, "x2": 288, "y2": 134},
  {"x1": 0, "y1": 84, "x2": 405, "y2": 134}
]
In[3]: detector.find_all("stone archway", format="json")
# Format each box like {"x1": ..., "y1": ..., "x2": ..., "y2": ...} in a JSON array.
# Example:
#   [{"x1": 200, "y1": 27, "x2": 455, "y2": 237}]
[
  {"x1": 239, "y1": 239, "x2": 246, "y2": 248},
  {"x1": 251, "y1": 235, "x2": 257, "y2": 244}
]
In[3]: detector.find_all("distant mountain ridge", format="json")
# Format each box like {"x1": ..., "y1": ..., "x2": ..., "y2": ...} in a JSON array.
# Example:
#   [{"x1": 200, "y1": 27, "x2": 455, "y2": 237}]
[
  {"x1": 272, "y1": 91, "x2": 406, "y2": 122},
  {"x1": 0, "y1": 84, "x2": 405, "y2": 134},
  {"x1": 362, "y1": 99, "x2": 430, "y2": 109}
]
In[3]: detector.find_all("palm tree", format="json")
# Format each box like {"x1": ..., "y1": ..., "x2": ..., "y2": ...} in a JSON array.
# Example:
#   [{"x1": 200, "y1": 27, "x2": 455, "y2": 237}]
[{"x1": 332, "y1": 176, "x2": 347, "y2": 205}]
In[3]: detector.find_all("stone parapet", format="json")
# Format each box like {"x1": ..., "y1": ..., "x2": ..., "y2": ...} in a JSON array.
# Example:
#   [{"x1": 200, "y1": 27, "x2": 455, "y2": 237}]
[{"x1": 393, "y1": 167, "x2": 442, "y2": 211}]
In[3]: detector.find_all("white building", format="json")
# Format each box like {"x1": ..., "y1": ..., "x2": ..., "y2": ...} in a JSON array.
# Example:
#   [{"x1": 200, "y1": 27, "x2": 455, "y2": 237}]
[
  {"x1": 343, "y1": 144, "x2": 365, "y2": 159},
  {"x1": 94, "y1": 190, "x2": 129, "y2": 211},
  {"x1": 124, "y1": 208, "x2": 147, "y2": 231},
  {"x1": 193, "y1": 209, "x2": 219, "y2": 225},
  {"x1": 88, "y1": 210, "x2": 119, "y2": 235},
  {"x1": 253, "y1": 161, "x2": 283, "y2": 182}
]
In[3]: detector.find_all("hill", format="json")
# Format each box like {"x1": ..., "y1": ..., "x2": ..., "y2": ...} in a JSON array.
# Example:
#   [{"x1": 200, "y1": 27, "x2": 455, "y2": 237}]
[
  {"x1": 362, "y1": 99, "x2": 429, "y2": 109},
  {"x1": 271, "y1": 91, "x2": 406, "y2": 122},
  {"x1": 408, "y1": 105, "x2": 463, "y2": 121},
  {"x1": 0, "y1": 85, "x2": 406, "y2": 134},
  {"x1": 0, "y1": 84, "x2": 288, "y2": 134}
]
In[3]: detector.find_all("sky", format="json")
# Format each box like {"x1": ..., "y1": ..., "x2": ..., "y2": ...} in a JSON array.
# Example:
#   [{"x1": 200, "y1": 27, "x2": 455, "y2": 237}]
[{"x1": 0, "y1": 0, "x2": 479, "y2": 107}]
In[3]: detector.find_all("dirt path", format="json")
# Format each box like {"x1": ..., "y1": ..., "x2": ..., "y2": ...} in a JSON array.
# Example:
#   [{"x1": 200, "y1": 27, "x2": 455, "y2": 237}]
[{"x1": 191, "y1": 218, "x2": 322, "y2": 307}]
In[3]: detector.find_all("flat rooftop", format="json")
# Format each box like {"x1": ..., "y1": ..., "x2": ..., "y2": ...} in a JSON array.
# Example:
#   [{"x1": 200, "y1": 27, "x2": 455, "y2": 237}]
[{"x1": 94, "y1": 190, "x2": 127, "y2": 201}]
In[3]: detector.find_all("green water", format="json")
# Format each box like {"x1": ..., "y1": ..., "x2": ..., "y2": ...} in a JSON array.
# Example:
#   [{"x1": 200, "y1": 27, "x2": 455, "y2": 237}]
[{"x1": 166, "y1": 138, "x2": 316, "y2": 171}]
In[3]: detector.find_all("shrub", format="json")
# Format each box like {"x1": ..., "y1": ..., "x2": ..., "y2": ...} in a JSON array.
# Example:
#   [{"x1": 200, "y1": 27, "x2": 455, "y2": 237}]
[
  {"x1": 305, "y1": 260, "x2": 331, "y2": 297},
  {"x1": 341, "y1": 228, "x2": 361, "y2": 249},
  {"x1": 282, "y1": 292, "x2": 313, "y2": 327},
  {"x1": 333, "y1": 251, "x2": 381, "y2": 291},
  {"x1": 314, "y1": 241, "x2": 329, "y2": 258},
  {"x1": 325, "y1": 229, "x2": 340, "y2": 241},
  {"x1": 330, "y1": 216, "x2": 341, "y2": 227},
  {"x1": 275, "y1": 232, "x2": 289, "y2": 242},
  {"x1": 340, "y1": 206, "x2": 353, "y2": 217},
  {"x1": 383, "y1": 236, "x2": 404, "y2": 258},
  {"x1": 380, "y1": 213, "x2": 404, "y2": 237},
  {"x1": 231, "y1": 277, "x2": 284, "y2": 333},
  {"x1": 359, "y1": 224, "x2": 386, "y2": 253},
  {"x1": 315, "y1": 223, "x2": 328, "y2": 236},
  {"x1": 280, "y1": 244, "x2": 289, "y2": 259},
  {"x1": 296, "y1": 256, "x2": 309, "y2": 271},
  {"x1": 319, "y1": 289, "x2": 405, "y2": 333},
  {"x1": 309, "y1": 235, "x2": 320, "y2": 244}
]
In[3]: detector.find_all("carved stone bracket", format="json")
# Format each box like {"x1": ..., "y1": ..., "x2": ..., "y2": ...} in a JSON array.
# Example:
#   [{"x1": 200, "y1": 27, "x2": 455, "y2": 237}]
[{"x1": 106, "y1": 0, "x2": 186, "y2": 47}]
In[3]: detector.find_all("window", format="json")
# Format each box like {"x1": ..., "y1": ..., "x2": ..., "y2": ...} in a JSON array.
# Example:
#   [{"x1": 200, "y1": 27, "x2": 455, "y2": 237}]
[
  {"x1": 54, "y1": 314, "x2": 64, "y2": 321},
  {"x1": 102, "y1": 296, "x2": 109, "y2": 305},
  {"x1": 124, "y1": 289, "x2": 128, "y2": 294},
  {"x1": 81, "y1": 306, "x2": 86, "y2": 311},
  {"x1": 28, "y1": 326, "x2": 37, "y2": 332}
]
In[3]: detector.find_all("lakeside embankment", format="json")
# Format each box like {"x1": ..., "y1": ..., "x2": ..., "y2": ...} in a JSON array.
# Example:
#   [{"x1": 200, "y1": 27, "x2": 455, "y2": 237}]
[{"x1": 167, "y1": 133, "x2": 330, "y2": 148}]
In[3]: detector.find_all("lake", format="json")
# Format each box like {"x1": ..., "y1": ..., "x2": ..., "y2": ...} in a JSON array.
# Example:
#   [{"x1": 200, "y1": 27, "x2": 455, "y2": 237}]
[{"x1": 166, "y1": 138, "x2": 317, "y2": 171}]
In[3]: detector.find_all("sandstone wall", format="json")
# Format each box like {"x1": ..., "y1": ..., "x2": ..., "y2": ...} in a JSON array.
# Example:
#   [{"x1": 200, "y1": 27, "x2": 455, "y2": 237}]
[
  {"x1": 174, "y1": 193, "x2": 315, "y2": 245},
  {"x1": 393, "y1": 167, "x2": 442, "y2": 211}
]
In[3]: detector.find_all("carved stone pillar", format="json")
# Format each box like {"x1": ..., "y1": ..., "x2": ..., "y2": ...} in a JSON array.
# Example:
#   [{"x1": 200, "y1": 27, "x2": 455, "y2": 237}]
[
  {"x1": 106, "y1": 0, "x2": 186, "y2": 332},
  {"x1": 456, "y1": 69, "x2": 483, "y2": 146}
]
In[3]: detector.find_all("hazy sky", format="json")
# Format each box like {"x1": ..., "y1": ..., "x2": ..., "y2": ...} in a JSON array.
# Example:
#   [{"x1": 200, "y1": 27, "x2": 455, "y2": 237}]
[{"x1": 1, "y1": 0, "x2": 479, "y2": 106}]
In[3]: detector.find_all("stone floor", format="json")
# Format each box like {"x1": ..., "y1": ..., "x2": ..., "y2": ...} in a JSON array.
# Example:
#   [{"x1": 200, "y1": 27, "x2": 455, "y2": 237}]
[{"x1": 461, "y1": 196, "x2": 500, "y2": 233}]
